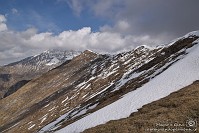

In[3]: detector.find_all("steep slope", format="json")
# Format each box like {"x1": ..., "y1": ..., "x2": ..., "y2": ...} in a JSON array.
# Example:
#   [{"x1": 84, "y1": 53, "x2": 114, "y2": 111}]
[
  {"x1": 0, "y1": 31, "x2": 198, "y2": 133},
  {"x1": 56, "y1": 33, "x2": 199, "y2": 133},
  {"x1": 42, "y1": 31, "x2": 198, "y2": 133},
  {"x1": 84, "y1": 80, "x2": 199, "y2": 133},
  {"x1": 0, "y1": 49, "x2": 81, "y2": 98}
]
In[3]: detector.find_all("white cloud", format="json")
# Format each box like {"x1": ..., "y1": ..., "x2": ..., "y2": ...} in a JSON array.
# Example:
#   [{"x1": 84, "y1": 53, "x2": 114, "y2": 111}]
[
  {"x1": 0, "y1": 27, "x2": 162, "y2": 65},
  {"x1": 93, "y1": 0, "x2": 126, "y2": 22},
  {"x1": 60, "y1": 0, "x2": 83, "y2": 16},
  {"x1": 0, "y1": 14, "x2": 6, "y2": 22},
  {"x1": 11, "y1": 8, "x2": 18, "y2": 14},
  {"x1": 0, "y1": 13, "x2": 163, "y2": 65},
  {"x1": 60, "y1": 0, "x2": 122, "y2": 17},
  {"x1": 65, "y1": 0, "x2": 199, "y2": 39},
  {"x1": 100, "y1": 20, "x2": 130, "y2": 34},
  {"x1": 116, "y1": 20, "x2": 130, "y2": 31},
  {"x1": 0, "y1": 23, "x2": 7, "y2": 32},
  {"x1": 0, "y1": 14, "x2": 7, "y2": 32}
]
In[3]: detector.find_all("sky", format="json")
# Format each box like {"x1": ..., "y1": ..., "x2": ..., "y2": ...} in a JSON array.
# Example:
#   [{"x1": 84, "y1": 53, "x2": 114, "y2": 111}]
[{"x1": 0, "y1": 0, "x2": 199, "y2": 65}]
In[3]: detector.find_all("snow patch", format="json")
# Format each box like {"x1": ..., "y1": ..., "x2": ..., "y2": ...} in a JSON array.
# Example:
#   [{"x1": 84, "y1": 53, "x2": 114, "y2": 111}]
[
  {"x1": 46, "y1": 57, "x2": 60, "y2": 66},
  {"x1": 28, "y1": 124, "x2": 35, "y2": 130},
  {"x1": 49, "y1": 106, "x2": 57, "y2": 111},
  {"x1": 40, "y1": 114, "x2": 48, "y2": 124},
  {"x1": 61, "y1": 97, "x2": 69, "y2": 104},
  {"x1": 183, "y1": 30, "x2": 199, "y2": 38}
]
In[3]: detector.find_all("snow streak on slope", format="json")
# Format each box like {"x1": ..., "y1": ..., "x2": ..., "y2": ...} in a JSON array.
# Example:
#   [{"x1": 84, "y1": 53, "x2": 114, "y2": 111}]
[
  {"x1": 56, "y1": 39, "x2": 199, "y2": 133},
  {"x1": 46, "y1": 57, "x2": 60, "y2": 66}
]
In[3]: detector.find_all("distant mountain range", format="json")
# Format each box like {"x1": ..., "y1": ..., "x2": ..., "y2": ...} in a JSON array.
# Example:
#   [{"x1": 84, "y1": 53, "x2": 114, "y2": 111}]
[
  {"x1": 0, "y1": 31, "x2": 199, "y2": 133},
  {"x1": 6, "y1": 49, "x2": 81, "y2": 67},
  {"x1": 0, "y1": 49, "x2": 81, "y2": 98}
]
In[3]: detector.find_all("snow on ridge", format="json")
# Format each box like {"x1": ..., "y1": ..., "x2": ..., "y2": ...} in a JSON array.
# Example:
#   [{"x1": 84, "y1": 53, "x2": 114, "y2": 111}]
[
  {"x1": 43, "y1": 49, "x2": 64, "y2": 54},
  {"x1": 46, "y1": 57, "x2": 60, "y2": 66},
  {"x1": 134, "y1": 44, "x2": 155, "y2": 51},
  {"x1": 56, "y1": 42, "x2": 199, "y2": 133},
  {"x1": 30, "y1": 49, "x2": 82, "y2": 66},
  {"x1": 183, "y1": 30, "x2": 199, "y2": 38},
  {"x1": 85, "y1": 49, "x2": 98, "y2": 54},
  {"x1": 165, "y1": 30, "x2": 199, "y2": 47}
]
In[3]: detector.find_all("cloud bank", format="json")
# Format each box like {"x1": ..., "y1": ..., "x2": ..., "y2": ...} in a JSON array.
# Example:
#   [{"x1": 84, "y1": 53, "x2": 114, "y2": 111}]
[
  {"x1": 66, "y1": 0, "x2": 199, "y2": 37},
  {"x1": 0, "y1": 14, "x2": 162, "y2": 65}
]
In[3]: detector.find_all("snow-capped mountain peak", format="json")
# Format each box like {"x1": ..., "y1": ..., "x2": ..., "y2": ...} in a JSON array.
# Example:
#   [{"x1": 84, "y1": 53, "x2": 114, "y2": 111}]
[
  {"x1": 0, "y1": 49, "x2": 82, "y2": 98},
  {"x1": 7, "y1": 49, "x2": 81, "y2": 67}
]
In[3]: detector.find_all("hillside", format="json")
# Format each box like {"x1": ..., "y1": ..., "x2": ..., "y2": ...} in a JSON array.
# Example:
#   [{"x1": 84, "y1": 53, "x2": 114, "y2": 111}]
[
  {"x1": 0, "y1": 50, "x2": 81, "y2": 98},
  {"x1": 55, "y1": 31, "x2": 199, "y2": 133},
  {"x1": 0, "y1": 31, "x2": 199, "y2": 133}
]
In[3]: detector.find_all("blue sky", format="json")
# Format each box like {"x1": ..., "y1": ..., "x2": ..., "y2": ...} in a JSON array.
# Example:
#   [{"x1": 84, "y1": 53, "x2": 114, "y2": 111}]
[
  {"x1": 0, "y1": 0, "x2": 199, "y2": 65},
  {"x1": 0, "y1": 0, "x2": 109, "y2": 33}
]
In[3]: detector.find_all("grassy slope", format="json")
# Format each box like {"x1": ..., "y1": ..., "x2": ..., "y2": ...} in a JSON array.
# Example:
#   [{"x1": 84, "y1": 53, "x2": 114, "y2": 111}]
[{"x1": 84, "y1": 80, "x2": 199, "y2": 133}]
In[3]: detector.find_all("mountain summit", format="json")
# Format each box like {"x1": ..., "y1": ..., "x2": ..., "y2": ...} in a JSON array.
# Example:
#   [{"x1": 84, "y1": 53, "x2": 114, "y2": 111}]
[{"x1": 7, "y1": 49, "x2": 81, "y2": 67}]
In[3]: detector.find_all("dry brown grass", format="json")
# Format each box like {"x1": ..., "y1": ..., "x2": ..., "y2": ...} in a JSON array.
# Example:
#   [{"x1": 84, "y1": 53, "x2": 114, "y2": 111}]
[
  {"x1": 0, "y1": 51, "x2": 98, "y2": 133},
  {"x1": 84, "y1": 80, "x2": 199, "y2": 133}
]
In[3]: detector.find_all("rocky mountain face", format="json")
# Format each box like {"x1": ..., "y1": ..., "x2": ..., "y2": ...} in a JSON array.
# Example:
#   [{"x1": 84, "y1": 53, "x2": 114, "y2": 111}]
[
  {"x1": 0, "y1": 50, "x2": 81, "y2": 98},
  {"x1": 0, "y1": 31, "x2": 199, "y2": 133}
]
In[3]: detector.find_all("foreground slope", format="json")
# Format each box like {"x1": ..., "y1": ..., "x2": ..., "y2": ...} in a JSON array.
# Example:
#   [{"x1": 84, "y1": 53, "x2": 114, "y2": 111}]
[{"x1": 84, "y1": 80, "x2": 199, "y2": 133}]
